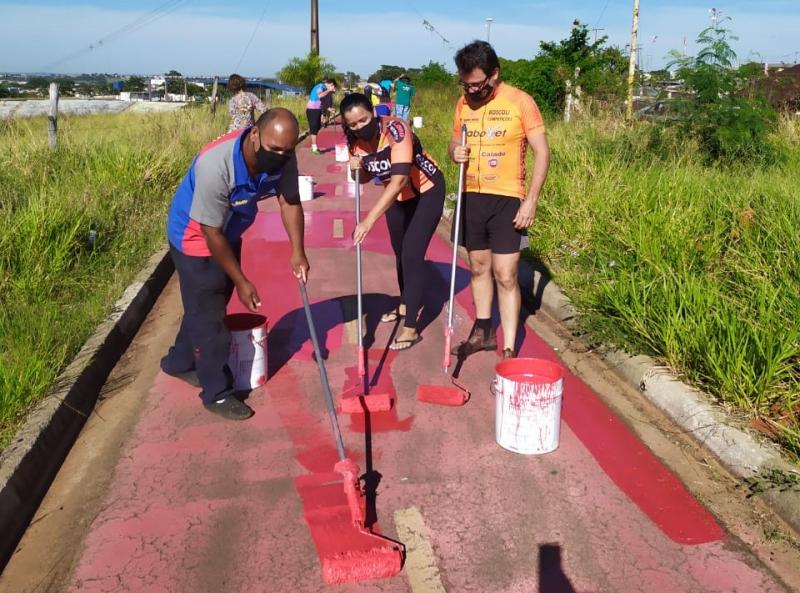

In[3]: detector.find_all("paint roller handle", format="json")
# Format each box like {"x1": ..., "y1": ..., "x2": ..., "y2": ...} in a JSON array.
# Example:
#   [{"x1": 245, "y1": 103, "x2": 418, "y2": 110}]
[
  {"x1": 298, "y1": 280, "x2": 347, "y2": 462},
  {"x1": 355, "y1": 167, "x2": 365, "y2": 369},
  {"x1": 443, "y1": 331, "x2": 452, "y2": 372},
  {"x1": 447, "y1": 125, "x2": 468, "y2": 333}
]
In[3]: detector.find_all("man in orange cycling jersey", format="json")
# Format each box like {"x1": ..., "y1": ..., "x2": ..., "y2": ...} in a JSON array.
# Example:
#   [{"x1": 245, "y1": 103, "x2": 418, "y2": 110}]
[{"x1": 450, "y1": 40, "x2": 550, "y2": 360}]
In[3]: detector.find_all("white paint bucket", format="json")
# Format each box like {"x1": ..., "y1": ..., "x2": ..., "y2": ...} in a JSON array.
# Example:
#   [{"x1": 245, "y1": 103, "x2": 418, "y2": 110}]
[
  {"x1": 412, "y1": 116, "x2": 423, "y2": 128},
  {"x1": 334, "y1": 143, "x2": 349, "y2": 162},
  {"x1": 299, "y1": 175, "x2": 314, "y2": 201},
  {"x1": 493, "y1": 358, "x2": 564, "y2": 454},
  {"x1": 226, "y1": 313, "x2": 268, "y2": 391}
]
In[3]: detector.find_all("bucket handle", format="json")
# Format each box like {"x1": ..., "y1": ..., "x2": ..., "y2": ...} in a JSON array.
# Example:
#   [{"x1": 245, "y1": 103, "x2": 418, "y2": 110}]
[{"x1": 490, "y1": 379, "x2": 499, "y2": 397}]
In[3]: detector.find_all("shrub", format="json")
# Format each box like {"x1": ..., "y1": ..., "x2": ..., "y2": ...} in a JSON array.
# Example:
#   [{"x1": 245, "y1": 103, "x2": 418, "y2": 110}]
[{"x1": 667, "y1": 20, "x2": 778, "y2": 164}]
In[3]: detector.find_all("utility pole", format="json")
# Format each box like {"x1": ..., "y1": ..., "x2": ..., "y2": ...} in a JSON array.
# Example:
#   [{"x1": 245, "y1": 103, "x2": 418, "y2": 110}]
[
  {"x1": 310, "y1": 0, "x2": 319, "y2": 55},
  {"x1": 485, "y1": 17, "x2": 493, "y2": 43},
  {"x1": 625, "y1": 0, "x2": 640, "y2": 121},
  {"x1": 591, "y1": 27, "x2": 605, "y2": 42},
  {"x1": 48, "y1": 82, "x2": 59, "y2": 149}
]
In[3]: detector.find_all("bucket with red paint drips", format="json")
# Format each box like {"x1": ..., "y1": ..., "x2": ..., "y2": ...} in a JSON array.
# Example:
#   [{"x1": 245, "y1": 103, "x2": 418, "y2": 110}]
[
  {"x1": 493, "y1": 358, "x2": 564, "y2": 454},
  {"x1": 225, "y1": 313, "x2": 268, "y2": 390}
]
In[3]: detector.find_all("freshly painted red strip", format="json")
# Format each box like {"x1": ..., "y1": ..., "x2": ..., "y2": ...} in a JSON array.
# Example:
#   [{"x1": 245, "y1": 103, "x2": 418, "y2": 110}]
[{"x1": 422, "y1": 233, "x2": 727, "y2": 545}]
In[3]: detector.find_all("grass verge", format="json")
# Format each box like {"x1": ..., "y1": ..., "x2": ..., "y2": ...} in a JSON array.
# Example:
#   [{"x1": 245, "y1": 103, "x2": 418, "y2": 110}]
[
  {"x1": 412, "y1": 85, "x2": 799, "y2": 458},
  {"x1": 0, "y1": 105, "x2": 227, "y2": 448}
]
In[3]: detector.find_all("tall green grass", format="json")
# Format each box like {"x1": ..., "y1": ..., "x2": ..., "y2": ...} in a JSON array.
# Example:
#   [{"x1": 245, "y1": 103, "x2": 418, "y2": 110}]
[
  {"x1": 412, "y1": 86, "x2": 799, "y2": 457},
  {"x1": 0, "y1": 106, "x2": 227, "y2": 447}
]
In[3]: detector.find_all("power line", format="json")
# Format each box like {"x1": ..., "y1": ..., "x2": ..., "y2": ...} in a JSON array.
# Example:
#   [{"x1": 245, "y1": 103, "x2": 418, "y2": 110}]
[
  {"x1": 595, "y1": 0, "x2": 611, "y2": 28},
  {"x1": 41, "y1": 0, "x2": 189, "y2": 72},
  {"x1": 405, "y1": 0, "x2": 453, "y2": 49},
  {"x1": 234, "y1": 2, "x2": 270, "y2": 72}
]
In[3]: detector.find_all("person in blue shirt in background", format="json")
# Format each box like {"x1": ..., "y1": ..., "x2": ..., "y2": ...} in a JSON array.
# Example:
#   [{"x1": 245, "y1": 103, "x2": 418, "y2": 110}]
[
  {"x1": 392, "y1": 75, "x2": 415, "y2": 121},
  {"x1": 306, "y1": 79, "x2": 337, "y2": 155}
]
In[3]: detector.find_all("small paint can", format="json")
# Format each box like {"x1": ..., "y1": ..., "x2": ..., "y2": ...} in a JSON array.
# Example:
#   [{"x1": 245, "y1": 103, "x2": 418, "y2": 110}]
[
  {"x1": 226, "y1": 313, "x2": 268, "y2": 390},
  {"x1": 299, "y1": 175, "x2": 314, "y2": 201},
  {"x1": 412, "y1": 116, "x2": 423, "y2": 128},
  {"x1": 493, "y1": 358, "x2": 564, "y2": 454}
]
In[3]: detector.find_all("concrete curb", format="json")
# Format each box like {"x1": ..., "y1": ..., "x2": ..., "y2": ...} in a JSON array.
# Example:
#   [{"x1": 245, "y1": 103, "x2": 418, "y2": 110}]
[
  {"x1": 439, "y1": 207, "x2": 800, "y2": 536},
  {"x1": 0, "y1": 247, "x2": 174, "y2": 569}
]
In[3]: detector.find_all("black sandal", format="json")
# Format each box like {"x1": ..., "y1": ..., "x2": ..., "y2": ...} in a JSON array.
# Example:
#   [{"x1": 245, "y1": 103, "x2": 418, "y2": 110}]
[{"x1": 389, "y1": 335, "x2": 422, "y2": 351}]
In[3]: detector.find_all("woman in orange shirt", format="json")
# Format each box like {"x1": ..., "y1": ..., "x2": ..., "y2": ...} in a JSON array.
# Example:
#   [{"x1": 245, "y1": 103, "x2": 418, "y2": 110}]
[{"x1": 341, "y1": 93, "x2": 445, "y2": 351}]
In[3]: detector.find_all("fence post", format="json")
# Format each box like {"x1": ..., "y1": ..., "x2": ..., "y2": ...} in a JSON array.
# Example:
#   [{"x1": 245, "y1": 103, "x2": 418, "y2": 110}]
[
  {"x1": 210, "y1": 76, "x2": 219, "y2": 118},
  {"x1": 48, "y1": 82, "x2": 59, "y2": 149}
]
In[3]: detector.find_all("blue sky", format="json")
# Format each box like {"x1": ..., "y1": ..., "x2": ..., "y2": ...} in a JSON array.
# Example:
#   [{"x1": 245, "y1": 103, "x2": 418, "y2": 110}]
[{"x1": 0, "y1": 1, "x2": 797, "y2": 76}]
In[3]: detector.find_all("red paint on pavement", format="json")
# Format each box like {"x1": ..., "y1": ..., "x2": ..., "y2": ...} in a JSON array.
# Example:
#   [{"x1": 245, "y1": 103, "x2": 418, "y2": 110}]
[
  {"x1": 422, "y1": 234, "x2": 727, "y2": 545},
  {"x1": 339, "y1": 348, "x2": 416, "y2": 433},
  {"x1": 294, "y1": 472, "x2": 404, "y2": 584}
]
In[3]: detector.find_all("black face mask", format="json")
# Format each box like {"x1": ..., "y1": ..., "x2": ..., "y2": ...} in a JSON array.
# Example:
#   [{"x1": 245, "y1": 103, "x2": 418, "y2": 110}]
[
  {"x1": 256, "y1": 144, "x2": 291, "y2": 174},
  {"x1": 353, "y1": 117, "x2": 379, "y2": 141},
  {"x1": 466, "y1": 83, "x2": 494, "y2": 104}
]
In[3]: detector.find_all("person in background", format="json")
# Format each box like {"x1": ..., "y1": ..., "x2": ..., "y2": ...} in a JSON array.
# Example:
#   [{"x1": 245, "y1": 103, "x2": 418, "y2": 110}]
[
  {"x1": 306, "y1": 79, "x2": 337, "y2": 155},
  {"x1": 161, "y1": 108, "x2": 310, "y2": 420},
  {"x1": 391, "y1": 75, "x2": 415, "y2": 121},
  {"x1": 227, "y1": 73, "x2": 266, "y2": 132},
  {"x1": 364, "y1": 82, "x2": 382, "y2": 109},
  {"x1": 449, "y1": 40, "x2": 550, "y2": 360},
  {"x1": 321, "y1": 88, "x2": 335, "y2": 127},
  {"x1": 341, "y1": 93, "x2": 446, "y2": 351},
  {"x1": 379, "y1": 78, "x2": 393, "y2": 101}
]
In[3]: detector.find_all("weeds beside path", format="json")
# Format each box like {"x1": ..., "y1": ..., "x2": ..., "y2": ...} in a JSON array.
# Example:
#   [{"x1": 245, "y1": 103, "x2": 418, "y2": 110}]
[
  {"x1": 413, "y1": 85, "x2": 799, "y2": 458},
  {"x1": 0, "y1": 106, "x2": 227, "y2": 448}
]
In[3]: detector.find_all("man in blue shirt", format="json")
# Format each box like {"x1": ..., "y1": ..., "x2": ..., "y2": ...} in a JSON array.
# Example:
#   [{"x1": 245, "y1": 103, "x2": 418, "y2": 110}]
[{"x1": 163, "y1": 108, "x2": 309, "y2": 420}]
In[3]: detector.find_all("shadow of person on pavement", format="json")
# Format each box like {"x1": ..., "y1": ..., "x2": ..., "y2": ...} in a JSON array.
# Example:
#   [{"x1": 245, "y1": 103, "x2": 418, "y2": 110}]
[
  {"x1": 539, "y1": 544, "x2": 577, "y2": 593},
  {"x1": 267, "y1": 292, "x2": 398, "y2": 379},
  {"x1": 418, "y1": 260, "x2": 472, "y2": 336},
  {"x1": 539, "y1": 544, "x2": 597, "y2": 593}
]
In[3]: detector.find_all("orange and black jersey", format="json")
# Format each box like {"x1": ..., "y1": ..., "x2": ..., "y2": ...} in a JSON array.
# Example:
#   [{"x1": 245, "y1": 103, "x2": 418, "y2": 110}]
[
  {"x1": 351, "y1": 116, "x2": 441, "y2": 201},
  {"x1": 452, "y1": 82, "x2": 546, "y2": 199}
]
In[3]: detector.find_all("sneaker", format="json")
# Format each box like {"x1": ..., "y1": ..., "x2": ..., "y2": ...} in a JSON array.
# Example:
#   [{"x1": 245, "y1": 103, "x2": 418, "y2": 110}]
[
  {"x1": 203, "y1": 397, "x2": 254, "y2": 421},
  {"x1": 502, "y1": 348, "x2": 516, "y2": 360},
  {"x1": 310, "y1": 147, "x2": 321, "y2": 155},
  {"x1": 451, "y1": 324, "x2": 497, "y2": 357},
  {"x1": 160, "y1": 357, "x2": 201, "y2": 388}
]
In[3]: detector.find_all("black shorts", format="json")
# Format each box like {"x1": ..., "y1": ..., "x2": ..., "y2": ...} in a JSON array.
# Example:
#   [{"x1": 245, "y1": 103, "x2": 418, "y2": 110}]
[
  {"x1": 455, "y1": 192, "x2": 527, "y2": 254},
  {"x1": 306, "y1": 108, "x2": 322, "y2": 134}
]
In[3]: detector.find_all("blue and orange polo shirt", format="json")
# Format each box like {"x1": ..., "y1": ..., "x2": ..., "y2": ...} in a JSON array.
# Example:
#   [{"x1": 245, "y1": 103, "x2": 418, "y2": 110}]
[{"x1": 167, "y1": 127, "x2": 300, "y2": 256}]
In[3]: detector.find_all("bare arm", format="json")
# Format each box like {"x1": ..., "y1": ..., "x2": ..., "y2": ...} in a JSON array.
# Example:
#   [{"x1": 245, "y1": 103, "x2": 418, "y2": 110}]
[
  {"x1": 513, "y1": 131, "x2": 550, "y2": 229},
  {"x1": 201, "y1": 224, "x2": 260, "y2": 311},
  {"x1": 352, "y1": 175, "x2": 408, "y2": 244},
  {"x1": 278, "y1": 194, "x2": 310, "y2": 282}
]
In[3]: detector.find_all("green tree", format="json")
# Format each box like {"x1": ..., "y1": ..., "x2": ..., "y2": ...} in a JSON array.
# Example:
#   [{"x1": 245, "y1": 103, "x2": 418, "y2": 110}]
[
  {"x1": 415, "y1": 61, "x2": 453, "y2": 86},
  {"x1": 368, "y1": 64, "x2": 405, "y2": 83},
  {"x1": 278, "y1": 52, "x2": 337, "y2": 92},
  {"x1": 343, "y1": 71, "x2": 360, "y2": 89},
  {"x1": 501, "y1": 23, "x2": 627, "y2": 114},
  {"x1": 667, "y1": 19, "x2": 777, "y2": 162},
  {"x1": 165, "y1": 69, "x2": 182, "y2": 77},
  {"x1": 125, "y1": 76, "x2": 146, "y2": 92},
  {"x1": 186, "y1": 83, "x2": 206, "y2": 97}
]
